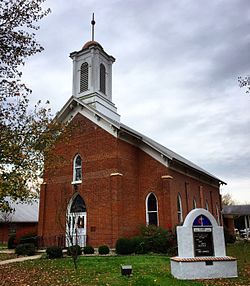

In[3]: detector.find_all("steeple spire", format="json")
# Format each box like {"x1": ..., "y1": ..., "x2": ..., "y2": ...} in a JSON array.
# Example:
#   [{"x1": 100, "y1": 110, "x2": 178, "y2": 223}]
[
  {"x1": 91, "y1": 13, "x2": 95, "y2": 41},
  {"x1": 70, "y1": 15, "x2": 119, "y2": 122}
]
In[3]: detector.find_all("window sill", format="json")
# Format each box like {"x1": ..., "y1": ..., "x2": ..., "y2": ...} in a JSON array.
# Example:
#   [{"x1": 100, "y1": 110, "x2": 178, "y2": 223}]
[{"x1": 71, "y1": 181, "x2": 82, "y2": 185}]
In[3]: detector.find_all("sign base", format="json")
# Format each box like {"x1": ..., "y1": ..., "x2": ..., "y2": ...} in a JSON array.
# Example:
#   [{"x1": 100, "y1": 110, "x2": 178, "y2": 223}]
[{"x1": 170, "y1": 256, "x2": 237, "y2": 280}]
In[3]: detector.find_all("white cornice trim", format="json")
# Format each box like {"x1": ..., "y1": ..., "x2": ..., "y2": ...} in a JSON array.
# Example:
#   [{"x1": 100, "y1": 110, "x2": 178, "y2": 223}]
[{"x1": 56, "y1": 97, "x2": 119, "y2": 138}]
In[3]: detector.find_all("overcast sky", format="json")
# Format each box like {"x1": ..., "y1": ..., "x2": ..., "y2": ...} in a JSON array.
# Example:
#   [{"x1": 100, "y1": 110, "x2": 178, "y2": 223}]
[{"x1": 22, "y1": 0, "x2": 250, "y2": 203}]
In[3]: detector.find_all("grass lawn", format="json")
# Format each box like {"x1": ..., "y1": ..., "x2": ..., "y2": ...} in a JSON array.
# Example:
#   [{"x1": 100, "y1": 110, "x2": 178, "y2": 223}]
[
  {"x1": 202, "y1": 241, "x2": 250, "y2": 286},
  {"x1": 0, "y1": 253, "x2": 17, "y2": 262},
  {"x1": 0, "y1": 244, "x2": 7, "y2": 250},
  {"x1": 0, "y1": 242, "x2": 249, "y2": 286}
]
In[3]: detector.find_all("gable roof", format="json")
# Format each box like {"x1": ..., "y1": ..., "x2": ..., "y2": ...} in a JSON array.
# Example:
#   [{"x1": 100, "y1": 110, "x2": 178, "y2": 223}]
[
  {"x1": 119, "y1": 123, "x2": 225, "y2": 183},
  {"x1": 57, "y1": 96, "x2": 225, "y2": 184},
  {"x1": 0, "y1": 198, "x2": 39, "y2": 223},
  {"x1": 222, "y1": 205, "x2": 250, "y2": 216}
]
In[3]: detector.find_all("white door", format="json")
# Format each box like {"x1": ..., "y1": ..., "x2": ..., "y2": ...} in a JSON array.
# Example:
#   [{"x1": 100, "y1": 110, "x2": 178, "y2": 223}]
[{"x1": 66, "y1": 212, "x2": 87, "y2": 247}]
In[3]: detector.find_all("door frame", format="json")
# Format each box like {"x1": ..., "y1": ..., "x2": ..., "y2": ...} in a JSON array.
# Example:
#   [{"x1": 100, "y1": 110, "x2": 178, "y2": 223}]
[{"x1": 66, "y1": 194, "x2": 87, "y2": 247}]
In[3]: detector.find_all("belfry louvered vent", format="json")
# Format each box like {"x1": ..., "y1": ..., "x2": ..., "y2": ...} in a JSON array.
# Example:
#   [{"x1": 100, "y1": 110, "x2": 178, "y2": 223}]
[
  {"x1": 100, "y1": 63, "x2": 106, "y2": 94},
  {"x1": 80, "y1": 62, "x2": 88, "y2": 92}
]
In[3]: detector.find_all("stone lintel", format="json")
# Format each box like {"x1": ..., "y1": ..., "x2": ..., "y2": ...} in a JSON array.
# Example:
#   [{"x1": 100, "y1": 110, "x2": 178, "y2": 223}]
[
  {"x1": 161, "y1": 175, "x2": 173, "y2": 180},
  {"x1": 110, "y1": 173, "x2": 123, "y2": 177}
]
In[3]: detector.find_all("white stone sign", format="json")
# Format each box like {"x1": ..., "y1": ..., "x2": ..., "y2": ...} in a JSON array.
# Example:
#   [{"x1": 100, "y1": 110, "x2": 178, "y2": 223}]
[{"x1": 171, "y1": 208, "x2": 237, "y2": 280}]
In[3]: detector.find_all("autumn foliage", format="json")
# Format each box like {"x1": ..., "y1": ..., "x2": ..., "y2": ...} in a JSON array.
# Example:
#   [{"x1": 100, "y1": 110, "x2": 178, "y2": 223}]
[{"x1": 0, "y1": 1, "x2": 65, "y2": 211}]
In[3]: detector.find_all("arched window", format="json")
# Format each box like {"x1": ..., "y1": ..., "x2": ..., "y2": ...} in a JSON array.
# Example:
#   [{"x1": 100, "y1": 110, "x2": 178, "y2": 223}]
[
  {"x1": 146, "y1": 193, "x2": 158, "y2": 226},
  {"x1": 177, "y1": 193, "x2": 183, "y2": 224},
  {"x1": 100, "y1": 63, "x2": 106, "y2": 94},
  {"x1": 73, "y1": 155, "x2": 82, "y2": 182},
  {"x1": 80, "y1": 62, "x2": 88, "y2": 92},
  {"x1": 216, "y1": 203, "x2": 220, "y2": 225},
  {"x1": 193, "y1": 198, "x2": 197, "y2": 209},
  {"x1": 70, "y1": 194, "x2": 86, "y2": 213}
]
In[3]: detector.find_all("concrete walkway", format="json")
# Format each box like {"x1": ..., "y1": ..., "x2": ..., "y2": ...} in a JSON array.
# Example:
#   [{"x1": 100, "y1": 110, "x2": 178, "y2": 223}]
[
  {"x1": 0, "y1": 254, "x2": 42, "y2": 265},
  {"x1": 0, "y1": 249, "x2": 15, "y2": 254}
]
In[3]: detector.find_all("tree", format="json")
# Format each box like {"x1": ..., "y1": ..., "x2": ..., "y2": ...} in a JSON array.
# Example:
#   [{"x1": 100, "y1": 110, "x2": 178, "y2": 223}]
[
  {"x1": 0, "y1": 1, "x2": 64, "y2": 211},
  {"x1": 222, "y1": 193, "x2": 235, "y2": 206},
  {"x1": 238, "y1": 76, "x2": 250, "y2": 93},
  {"x1": 0, "y1": 207, "x2": 13, "y2": 224},
  {"x1": 0, "y1": 0, "x2": 50, "y2": 83},
  {"x1": 55, "y1": 191, "x2": 82, "y2": 270}
]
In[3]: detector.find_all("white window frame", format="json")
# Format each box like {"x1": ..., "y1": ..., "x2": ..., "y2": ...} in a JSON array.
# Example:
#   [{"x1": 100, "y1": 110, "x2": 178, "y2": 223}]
[
  {"x1": 72, "y1": 154, "x2": 82, "y2": 184},
  {"x1": 216, "y1": 203, "x2": 220, "y2": 225},
  {"x1": 177, "y1": 193, "x2": 183, "y2": 224},
  {"x1": 145, "y1": 192, "x2": 159, "y2": 226}
]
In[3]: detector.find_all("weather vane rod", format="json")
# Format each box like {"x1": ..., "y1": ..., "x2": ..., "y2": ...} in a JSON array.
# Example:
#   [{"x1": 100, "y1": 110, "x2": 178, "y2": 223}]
[{"x1": 91, "y1": 13, "x2": 95, "y2": 41}]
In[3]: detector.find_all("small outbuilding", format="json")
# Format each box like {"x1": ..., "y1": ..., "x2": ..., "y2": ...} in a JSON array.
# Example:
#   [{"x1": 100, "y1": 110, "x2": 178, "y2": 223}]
[
  {"x1": 222, "y1": 205, "x2": 250, "y2": 236},
  {"x1": 0, "y1": 198, "x2": 39, "y2": 243}
]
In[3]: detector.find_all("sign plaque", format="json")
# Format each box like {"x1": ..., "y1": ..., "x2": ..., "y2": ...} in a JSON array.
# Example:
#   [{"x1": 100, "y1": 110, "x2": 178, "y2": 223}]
[{"x1": 193, "y1": 227, "x2": 214, "y2": 257}]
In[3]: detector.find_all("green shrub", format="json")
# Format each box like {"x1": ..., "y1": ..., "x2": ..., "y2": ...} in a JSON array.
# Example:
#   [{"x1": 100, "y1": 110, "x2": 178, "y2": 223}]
[
  {"x1": 224, "y1": 227, "x2": 236, "y2": 244},
  {"x1": 46, "y1": 246, "x2": 63, "y2": 259},
  {"x1": 140, "y1": 224, "x2": 176, "y2": 254},
  {"x1": 98, "y1": 245, "x2": 110, "y2": 255},
  {"x1": 115, "y1": 237, "x2": 134, "y2": 255},
  {"x1": 8, "y1": 235, "x2": 16, "y2": 249},
  {"x1": 167, "y1": 245, "x2": 178, "y2": 256},
  {"x1": 131, "y1": 236, "x2": 147, "y2": 254},
  {"x1": 83, "y1": 245, "x2": 94, "y2": 254},
  {"x1": 19, "y1": 233, "x2": 38, "y2": 247},
  {"x1": 67, "y1": 245, "x2": 82, "y2": 256},
  {"x1": 15, "y1": 243, "x2": 36, "y2": 256},
  {"x1": 140, "y1": 224, "x2": 159, "y2": 237}
]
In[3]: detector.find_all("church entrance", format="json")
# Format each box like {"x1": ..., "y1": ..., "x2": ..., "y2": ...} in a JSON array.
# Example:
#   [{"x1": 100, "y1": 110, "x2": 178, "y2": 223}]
[{"x1": 66, "y1": 194, "x2": 87, "y2": 247}]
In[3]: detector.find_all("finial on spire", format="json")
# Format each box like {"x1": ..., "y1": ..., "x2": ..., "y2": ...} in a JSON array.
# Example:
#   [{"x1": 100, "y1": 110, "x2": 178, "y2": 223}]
[{"x1": 91, "y1": 13, "x2": 95, "y2": 41}]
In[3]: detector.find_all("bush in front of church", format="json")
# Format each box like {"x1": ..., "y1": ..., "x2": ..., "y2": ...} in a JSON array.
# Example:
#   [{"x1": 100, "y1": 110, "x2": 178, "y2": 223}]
[
  {"x1": 19, "y1": 233, "x2": 38, "y2": 247},
  {"x1": 115, "y1": 237, "x2": 134, "y2": 255},
  {"x1": 98, "y1": 245, "x2": 110, "y2": 255},
  {"x1": 131, "y1": 236, "x2": 148, "y2": 254},
  {"x1": 140, "y1": 225, "x2": 176, "y2": 254},
  {"x1": 46, "y1": 246, "x2": 63, "y2": 259},
  {"x1": 15, "y1": 243, "x2": 36, "y2": 256},
  {"x1": 67, "y1": 244, "x2": 82, "y2": 256},
  {"x1": 83, "y1": 245, "x2": 95, "y2": 254}
]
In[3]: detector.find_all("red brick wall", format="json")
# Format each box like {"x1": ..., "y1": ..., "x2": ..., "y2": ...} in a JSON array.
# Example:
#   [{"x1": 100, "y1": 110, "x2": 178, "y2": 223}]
[
  {"x1": 0, "y1": 223, "x2": 37, "y2": 243},
  {"x1": 16, "y1": 223, "x2": 38, "y2": 239},
  {"x1": 0, "y1": 224, "x2": 9, "y2": 243},
  {"x1": 39, "y1": 114, "x2": 119, "y2": 247},
  {"x1": 38, "y1": 113, "x2": 221, "y2": 247},
  {"x1": 167, "y1": 169, "x2": 221, "y2": 227}
]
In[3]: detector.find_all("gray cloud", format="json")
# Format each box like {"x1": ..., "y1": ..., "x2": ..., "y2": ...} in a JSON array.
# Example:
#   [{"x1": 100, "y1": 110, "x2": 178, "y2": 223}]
[{"x1": 22, "y1": 0, "x2": 250, "y2": 202}]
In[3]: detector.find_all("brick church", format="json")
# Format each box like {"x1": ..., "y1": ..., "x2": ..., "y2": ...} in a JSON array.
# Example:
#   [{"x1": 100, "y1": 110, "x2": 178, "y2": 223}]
[{"x1": 38, "y1": 26, "x2": 225, "y2": 248}]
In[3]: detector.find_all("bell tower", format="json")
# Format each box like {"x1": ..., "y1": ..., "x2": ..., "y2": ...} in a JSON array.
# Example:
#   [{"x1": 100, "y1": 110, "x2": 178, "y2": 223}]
[{"x1": 70, "y1": 14, "x2": 120, "y2": 122}]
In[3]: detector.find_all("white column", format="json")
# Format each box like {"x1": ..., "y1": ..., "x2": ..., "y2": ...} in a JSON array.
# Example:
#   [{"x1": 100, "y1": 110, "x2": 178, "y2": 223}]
[
  {"x1": 244, "y1": 216, "x2": 248, "y2": 239},
  {"x1": 247, "y1": 216, "x2": 250, "y2": 239}
]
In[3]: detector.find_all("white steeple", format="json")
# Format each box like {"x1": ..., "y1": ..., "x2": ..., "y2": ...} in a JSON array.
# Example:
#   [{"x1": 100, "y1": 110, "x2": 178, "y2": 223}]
[{"x1": 69, "y1": 15, "x2": 120, "y2": 122}]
